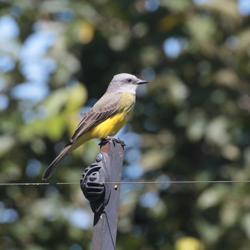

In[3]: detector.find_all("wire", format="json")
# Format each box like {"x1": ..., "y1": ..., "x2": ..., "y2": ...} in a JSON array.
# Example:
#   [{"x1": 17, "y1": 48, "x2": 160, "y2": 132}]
[
  {"x1": 104, "y1": 180, "x2": 250, "y2": 184},
  {"x1": 0, "y1": 182, "x2": 78, "y2": 186},
  {"x1": 0, "y1": 180, "x2": 250, "y2": 186}
]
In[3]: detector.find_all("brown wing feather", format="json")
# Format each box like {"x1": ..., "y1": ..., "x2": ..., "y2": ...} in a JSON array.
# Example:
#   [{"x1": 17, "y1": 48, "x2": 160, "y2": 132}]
[{"x1": 70, "y1": 92, "x2": 122, "y2": 142}]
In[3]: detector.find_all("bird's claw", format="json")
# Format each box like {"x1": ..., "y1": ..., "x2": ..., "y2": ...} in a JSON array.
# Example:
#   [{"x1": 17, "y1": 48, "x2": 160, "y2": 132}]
[{"x1": 99, "y1": 136, "x2": 126, "y2": 147}]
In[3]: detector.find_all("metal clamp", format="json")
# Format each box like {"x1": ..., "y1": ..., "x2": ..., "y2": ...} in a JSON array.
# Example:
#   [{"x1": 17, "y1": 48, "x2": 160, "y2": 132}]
[{"x1": 80, "y1": 152, "x2": 111, "y2": 214}]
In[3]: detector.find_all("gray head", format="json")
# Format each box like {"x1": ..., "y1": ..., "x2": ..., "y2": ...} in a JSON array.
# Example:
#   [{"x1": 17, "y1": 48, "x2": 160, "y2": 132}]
[{"x1": 107, "y1": 73, "x2": 148, "y2": 94}]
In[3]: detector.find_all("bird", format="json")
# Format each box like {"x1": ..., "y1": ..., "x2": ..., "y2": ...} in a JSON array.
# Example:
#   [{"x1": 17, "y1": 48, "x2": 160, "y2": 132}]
[{"x1": 42, "y1": 73, "x2": 148, "y2": 180}]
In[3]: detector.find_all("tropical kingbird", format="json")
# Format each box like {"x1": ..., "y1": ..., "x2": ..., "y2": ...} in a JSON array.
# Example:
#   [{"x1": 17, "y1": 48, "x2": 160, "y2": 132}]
[{"x1": 42, "y1": 73, "x2": 148, "y2": 180}]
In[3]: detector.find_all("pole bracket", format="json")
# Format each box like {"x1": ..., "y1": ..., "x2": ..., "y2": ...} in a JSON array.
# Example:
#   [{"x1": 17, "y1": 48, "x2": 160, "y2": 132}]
[{"x1": 80, "y1": 152, "x2": 111, "y2": 214}]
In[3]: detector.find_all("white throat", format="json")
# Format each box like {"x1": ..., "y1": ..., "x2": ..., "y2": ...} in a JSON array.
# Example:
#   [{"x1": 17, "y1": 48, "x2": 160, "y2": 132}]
[{"x1": 116, "y1": 84, "x2": 137, "y2": 94}]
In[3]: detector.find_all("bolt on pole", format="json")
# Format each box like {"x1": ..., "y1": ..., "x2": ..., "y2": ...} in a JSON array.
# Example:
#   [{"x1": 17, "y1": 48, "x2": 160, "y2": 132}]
[{"x1": 80, "y1": 138, "x2": 125, "y2": 250}]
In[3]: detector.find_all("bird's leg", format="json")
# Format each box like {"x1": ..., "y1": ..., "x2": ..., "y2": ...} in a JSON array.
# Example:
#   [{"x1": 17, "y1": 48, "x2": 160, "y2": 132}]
[{"x1": 99, "y1": 136, "x2": 126, "y2": 147}]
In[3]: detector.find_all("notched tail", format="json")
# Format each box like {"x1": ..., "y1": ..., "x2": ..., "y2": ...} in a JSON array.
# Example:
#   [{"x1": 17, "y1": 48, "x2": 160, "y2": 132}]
[{"x1": 42, "y1": 144, "x2": 72, "y2": 181}]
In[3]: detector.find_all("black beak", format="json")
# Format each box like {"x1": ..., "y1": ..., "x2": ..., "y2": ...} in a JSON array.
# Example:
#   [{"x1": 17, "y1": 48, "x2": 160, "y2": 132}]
[{"x1": 137, "y1": 78, "x2": 148, "y2": 85}]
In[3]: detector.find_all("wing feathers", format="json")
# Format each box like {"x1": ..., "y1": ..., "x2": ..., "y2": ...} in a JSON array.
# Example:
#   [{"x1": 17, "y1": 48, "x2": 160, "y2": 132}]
[{"x1": 70, "y1": 92, "x2": 122, "y2": 142}]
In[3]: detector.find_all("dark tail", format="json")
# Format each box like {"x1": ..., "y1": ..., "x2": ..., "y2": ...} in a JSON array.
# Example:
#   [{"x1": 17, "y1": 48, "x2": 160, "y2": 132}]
[{"x1": 42, "y1": 144, "x2": 72, "y2": 181}]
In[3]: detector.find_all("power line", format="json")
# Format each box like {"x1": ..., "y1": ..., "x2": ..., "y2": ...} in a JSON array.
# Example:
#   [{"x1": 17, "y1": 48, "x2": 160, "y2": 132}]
[
  {"x1": 0, "y1": 182, "x2": 78, "y2": 186},
  {"x1": 0, "y1": 180, "x2": 250, "y2": 186}
]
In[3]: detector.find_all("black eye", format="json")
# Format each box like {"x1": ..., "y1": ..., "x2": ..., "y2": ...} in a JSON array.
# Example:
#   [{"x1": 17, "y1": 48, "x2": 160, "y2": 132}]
[{"x1": 127, "y1": 78, "x2": 132, "y2": 83}]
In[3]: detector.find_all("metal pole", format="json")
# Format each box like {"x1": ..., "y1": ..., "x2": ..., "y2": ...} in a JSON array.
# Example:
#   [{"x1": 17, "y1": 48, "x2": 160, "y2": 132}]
[{"x1": 80, "y1": 138, "x2": 125, "y2": 250}]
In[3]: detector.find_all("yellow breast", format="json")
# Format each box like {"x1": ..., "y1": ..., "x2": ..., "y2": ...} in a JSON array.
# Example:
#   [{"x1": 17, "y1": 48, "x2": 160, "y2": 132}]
[{"x1": 87, "y1": 92, "x2": 135, "y2": 139}]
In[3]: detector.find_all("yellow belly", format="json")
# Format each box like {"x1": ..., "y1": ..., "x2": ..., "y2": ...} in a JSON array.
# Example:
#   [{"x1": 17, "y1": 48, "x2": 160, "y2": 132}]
[{"x1": 88, "y1": 110, "x2": 132, "y2": 138}]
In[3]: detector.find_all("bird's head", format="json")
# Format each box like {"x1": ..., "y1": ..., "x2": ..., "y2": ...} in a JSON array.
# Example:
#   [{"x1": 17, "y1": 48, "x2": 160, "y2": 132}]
[{"x1": 107, "y1": 73, "x2": 148, "y2": 93}]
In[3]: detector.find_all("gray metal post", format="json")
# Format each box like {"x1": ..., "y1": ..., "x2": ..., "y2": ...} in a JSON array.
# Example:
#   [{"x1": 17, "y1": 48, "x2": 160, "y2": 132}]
[{"x1": 80, "y1": 139, "x2": 124, "y2": 250}]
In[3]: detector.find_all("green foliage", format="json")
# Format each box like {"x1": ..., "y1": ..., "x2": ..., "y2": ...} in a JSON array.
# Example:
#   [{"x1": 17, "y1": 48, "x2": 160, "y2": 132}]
[{"x1": 1, "y1": 0, "x2": 250, "y2": 249}]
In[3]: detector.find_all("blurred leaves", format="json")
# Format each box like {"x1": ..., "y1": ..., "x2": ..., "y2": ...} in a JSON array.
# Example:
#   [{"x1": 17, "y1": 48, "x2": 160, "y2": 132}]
[
  {"x1": 77, "y1": 21, "x2": 95, "y2": 44},
  {"x1": 175, "y1": 237, "x2": 205, "y2": 250},
  {"x1": 1, "y1": 0, "x2": 250, "y2": 250},
  {"x1": 20, "y1": 83, "x2": 87, "y2": 141}
]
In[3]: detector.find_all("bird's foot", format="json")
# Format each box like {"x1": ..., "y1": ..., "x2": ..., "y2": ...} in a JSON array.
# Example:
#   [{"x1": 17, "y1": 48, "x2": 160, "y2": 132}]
[{"x1": 99, "y1": 136, "x2": 126, "y2": 147}]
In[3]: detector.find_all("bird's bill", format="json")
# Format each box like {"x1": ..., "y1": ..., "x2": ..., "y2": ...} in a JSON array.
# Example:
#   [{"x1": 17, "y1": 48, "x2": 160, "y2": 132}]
[{"x1": 137, "y1": 78, "x2": 148, "y2": 85}]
